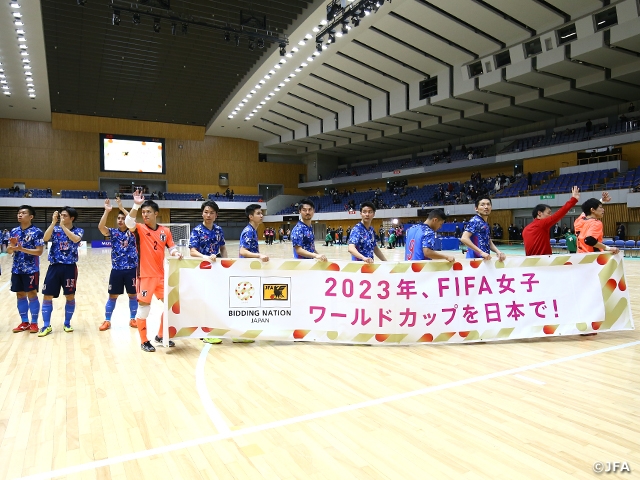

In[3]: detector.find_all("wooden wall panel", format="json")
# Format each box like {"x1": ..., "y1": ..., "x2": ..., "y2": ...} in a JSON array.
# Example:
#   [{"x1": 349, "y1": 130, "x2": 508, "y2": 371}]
[
  {"x1": 52, "y1": 113, "x2": 205, "y2": 141},
  {"x1": 621, "y1": 143, "x2": 640, "y2": 168},
  {"x1": 0, "y1": 119, "x2": 305, "y2": 195},
  {"x1": 523, "y1": 152, "x2": 576, "y2": 173}
]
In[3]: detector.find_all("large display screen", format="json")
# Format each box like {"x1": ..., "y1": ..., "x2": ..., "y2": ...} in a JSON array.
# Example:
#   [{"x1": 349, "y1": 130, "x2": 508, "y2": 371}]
[{"x1": 100, "y1": 134, "x2": 166, "y2": 174}]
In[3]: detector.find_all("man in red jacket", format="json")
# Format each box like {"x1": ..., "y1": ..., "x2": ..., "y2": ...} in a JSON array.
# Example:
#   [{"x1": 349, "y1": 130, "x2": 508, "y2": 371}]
[{"x1": 523, "y1": 186, "x2": 580, "y2": 256}]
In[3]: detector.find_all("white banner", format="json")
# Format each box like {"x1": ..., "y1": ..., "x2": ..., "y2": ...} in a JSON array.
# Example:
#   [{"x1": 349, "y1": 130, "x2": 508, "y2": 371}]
[{"x1": 164, "y1": 254, "x2": 633, "y2": 345}]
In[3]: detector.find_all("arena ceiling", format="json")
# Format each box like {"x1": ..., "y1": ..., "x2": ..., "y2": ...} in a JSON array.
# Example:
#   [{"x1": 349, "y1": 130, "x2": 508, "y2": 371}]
[{"x1": 3, "y1": 0, "x2": 640, "y2": 157}]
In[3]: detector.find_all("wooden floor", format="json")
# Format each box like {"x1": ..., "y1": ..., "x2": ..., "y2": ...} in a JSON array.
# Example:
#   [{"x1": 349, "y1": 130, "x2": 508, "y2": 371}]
[{"x1": 0, "y1": 241, "x2": 638, "y2": 480}]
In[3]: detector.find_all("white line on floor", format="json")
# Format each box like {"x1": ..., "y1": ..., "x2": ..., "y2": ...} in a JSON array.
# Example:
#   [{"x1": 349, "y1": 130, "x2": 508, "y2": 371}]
[
  {"x1": 16, "y1": 339, "x2": 640, "y2": 480},
  {"x1": 513, "y1": 374, "x2": 546, "y2": 385},
  {"x1": 195, "y1": 343, "x2": 231, "y2": 434},
  {"x1": 0, "y1": 282, "x2": 10, "y2": 292}
]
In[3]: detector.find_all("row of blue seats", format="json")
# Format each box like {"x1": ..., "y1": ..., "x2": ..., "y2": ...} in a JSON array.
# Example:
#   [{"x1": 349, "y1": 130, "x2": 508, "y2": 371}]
[{"x1": 550, "y1": 239, "x2": 640, "y2": 257}]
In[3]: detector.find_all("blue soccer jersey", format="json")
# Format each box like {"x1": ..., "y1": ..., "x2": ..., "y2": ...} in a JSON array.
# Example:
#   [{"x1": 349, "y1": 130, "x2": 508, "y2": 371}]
[
  {"x1": 464, "y1": 215, "x2": 491, "y2": 258},
  {"x1": 48, "y1": 226, "x2": 84, "y2": 264},
  {"x1": 291, "y1": 221, "x2": 316, "y2": 259},
  {"x1": 108, "y1": 228, "x2": 138, "y2": 270},
  {"x1": 10, "y1": 225, "x2": 44, "y2": 274},
  {"x1": 405, "y1": 224, "x2": 437, "y2": 261},
  {"x1": 348, "y1": 222, "x2": 376, "y2": 261},
  {"x1": 189, "y1": 223, "x2": 226, "y2": 256},
  {"x1": 239, "y1": 224, "x2": 259, "y2": 257}
]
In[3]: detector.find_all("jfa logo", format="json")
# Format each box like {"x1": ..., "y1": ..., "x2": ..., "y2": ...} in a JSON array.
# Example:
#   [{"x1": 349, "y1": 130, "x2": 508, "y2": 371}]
[{"x1": 263, "y1": 284, "x2": 288, "y2": 301}]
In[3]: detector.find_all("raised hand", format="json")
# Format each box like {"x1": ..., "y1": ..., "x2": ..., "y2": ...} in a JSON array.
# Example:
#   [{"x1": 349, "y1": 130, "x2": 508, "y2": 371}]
[
  {"x1": 571, "y1": 186, "x2": 580, "y2": 201},
  {"x1": 133, "y1": 188, "x2": 145, "y2": 205},
  {"x1": 602, "y1": 191, "x2": 611, "y2": 203},
  {"x1": 52, "y1": 211, "x2": 59, "y2": 224},
  {"x1": 104, "y1": 198, "x2": 113, "y2": 212}
]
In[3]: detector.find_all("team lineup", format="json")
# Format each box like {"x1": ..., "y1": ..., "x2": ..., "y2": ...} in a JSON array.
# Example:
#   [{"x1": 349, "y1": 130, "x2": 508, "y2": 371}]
[{"x1": 6, "y1": 187, "x2": 615, "y2": 351}]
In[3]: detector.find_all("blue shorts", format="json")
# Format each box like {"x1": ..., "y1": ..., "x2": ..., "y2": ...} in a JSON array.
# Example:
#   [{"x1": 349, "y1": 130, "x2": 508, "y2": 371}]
[
  {"x1": 108, "y1": 268, "x2": 137, "y2": 295},
  {"x1": 11, "y1": 272, "x2": 40, "y2": 293},
  {"x1": 42, "y1": 263, "x2": 78, "y2": 298}
]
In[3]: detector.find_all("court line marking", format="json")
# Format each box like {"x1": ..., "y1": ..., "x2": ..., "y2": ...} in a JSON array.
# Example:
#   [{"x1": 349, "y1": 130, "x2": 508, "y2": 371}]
[
  {"x1": 195, "y1": 343, "x2": 231, "y2": 434},
  {"x1": 16, "y1": 339, "x2": 640, "y2": 480},
  {"x1": 513, "y1": 374, "x2": 546, "y2": 385},
  {"x1": 0, "y1": 282, "x2": 10, "y2": 293}
]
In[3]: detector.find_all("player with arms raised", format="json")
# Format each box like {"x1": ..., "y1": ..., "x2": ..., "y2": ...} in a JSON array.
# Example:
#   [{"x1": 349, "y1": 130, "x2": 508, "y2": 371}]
[
  {"x1": 98, "y1": 197, "x2": 139, "y2": 331},
  {"x1": 126, "y1": 189, "x2": 183, "y2": 352}
]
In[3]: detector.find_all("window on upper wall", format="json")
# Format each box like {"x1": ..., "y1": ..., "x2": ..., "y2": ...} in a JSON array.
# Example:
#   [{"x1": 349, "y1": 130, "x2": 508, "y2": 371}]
[
  {"x1": 419, "y1": 77, "x2": 438, "y2": 100},
  {"x1": 524, "y1": 38, "x2": 543, "y2": 58},
  {"x1": 468, "y1": 61, "x2": 483, "y2": 78},
  {"x1": 495, "y1": 50, "x2": 511, "y2": 69},
  {"x1": 557, "y1": 23, "x2": 577, "y2": 45},
  {"x1": 595, "y1": 7, "x2": 618, "y2": 31}
]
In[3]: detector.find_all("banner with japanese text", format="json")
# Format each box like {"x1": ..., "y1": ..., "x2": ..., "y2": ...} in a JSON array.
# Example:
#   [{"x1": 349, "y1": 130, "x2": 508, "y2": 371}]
[{"x1": 163, "y1": 253, "x2": 633, "y2": 345}]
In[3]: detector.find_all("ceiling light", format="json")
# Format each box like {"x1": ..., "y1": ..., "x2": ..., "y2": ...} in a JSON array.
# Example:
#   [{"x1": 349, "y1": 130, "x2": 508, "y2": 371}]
[
  {"x1": 18, "y1": 37, "x2": 26, "y2": 42},
  {"x1": 289, "y1": 73, "x2": 296, "y2": 77},
  {"x1": 322, "y1": 44, "x2": 328, "y2": 50},
  {"x1": 285, "y1": 53, "x2": 293, "y2": 58},
  {"x1": 252, "y1": 109, "x2": 258, "y2": 113},
  {"x1": 305, "y1": 34, "x2": 313, "y2": 40},
  {"x1": 25, "y1": 71, "x2": 32, "y2": 76},
  {"x1": 20, "y1": 52, "x2": 28, "y2": 56},
  {"x1": 301, "y1": 62, "x2": 308, "y2": 67},
  {"x1": 245, "y1": 117, "x2": 250, "y2": 120},
  {"x1": 260, "y1": 101, "x2": 266, "y2": 104},
  {"x1": 249, "y1": 113, "x2": 254, "y2": 117},
  {"x1": 274, "y1": 87, "x2": 280, "y2": 91},
  {"x1": 228, "y1": 115, "x2": 233, "y2": 119},
  {"x1": 133, "y1": 13, "x2": 140, "y2": 24},
  {"x1": 279, "y1": 83, "x2": 285, "y2": 87},
  {"x1": 280, "y1": 59, "x2": 286, "y2": 64},
  {"x1": 14, "y1": 21, "x2": 23, "y2": 26},
  {"x1": 3, "y1": 91, "x2": 11, "y2": 95},
  {"x1": 291, "y1": 47, "x2": 299, "y2": 53},
  {"x1": 28, "y1": 88, "x2": 35, "y2": 93},
  {"x1": 274, "y1": 64, "x2": 281, "y2": 69},
  {"x1": 23, "y1": 65, "x2": 31, "y2": 70},
  {"x1": 312, "y1": 26, "x2": 319, "y2": 33},
  {"x1": 246, "y1": 94, "x2": 252, "y2": 98},
  {"x1": 298, "y1": 40, "x2": 305, "y2": 46},
  {"x1": 16, "y1": 29, "x2": 25, "y2": 34},
  {"x1": 264, "y1": 75, "x2": 271, "y2": 79},
  {"x1": 29, "y1": 94, "x2": 35, "y2": 98},
  {"x1": 10, "y1": 2, "x2": 21, "y2": 8},
  {"x1": 27, "y1": 83, "x2": 34, "y2": 87},
  {"x1": 12, "y1": 12, "x2": 22, "y2": 18},
  {"x1": 320, "y1": 19, "x2": 328, "y2": 25},
  {"x1": 256, "y1": 85, "x2": 262, "y2": 89},
  {"x1": 0, "y1": 80, "x2": 6, "y2": 84},
  {"x1": 0, "y1": 74, "x2": 4, "y2": 79},
  {"x1": 269, "y1": 70, "x2": 275, "y2": 75},
  {"x1": 336, "y1": 32, "x2": 343, "y2": 38},
  {"x1": 295, "y1": 68, "x2": 301, "y2": 72},
  {"x1": 2, "y1": 86, "x2": 9, "y2": 90},
  {"x1": 269, "y1": 92, "x2": 275, "y2": 96},
  {"x1": 307, "y1": 56, "x2": 314, "y2": 62},
  {"x1": 250, "y1": 90, "x2": 256, "y2": 94},
  {"x1": 22, "y1": 58, "x2": 30, "y2": 63},
  {"x1": 256, "y1": 105, "x2": 262, "y2": 109},
  {"x1": 19, "y1": 44, "x2": 28, "y2": 49},
  {"x1": 284, "y1": 78, "x2": 290, "y2": 82}
]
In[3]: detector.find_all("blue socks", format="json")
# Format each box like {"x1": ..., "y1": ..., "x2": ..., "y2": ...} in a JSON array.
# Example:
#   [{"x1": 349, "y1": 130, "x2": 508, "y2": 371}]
[
  {"x1": 42, "y1": 300, "x2": 53, "y2": 328},
  {"x1": 105, "y1": 298, "x2": 117, "y2": 321},
  {"x1": 17, "y1": 297, "x2": 29, "y2": 322},
  {"x1": 129, "y1": 296, "x2": 138, "y2": 320},
  {"x1": 64, "y1": 300, "x2": 75, "y2": 328},
  {"x1": 29, "y1": 296, "x2": 40, "y2": 323}
]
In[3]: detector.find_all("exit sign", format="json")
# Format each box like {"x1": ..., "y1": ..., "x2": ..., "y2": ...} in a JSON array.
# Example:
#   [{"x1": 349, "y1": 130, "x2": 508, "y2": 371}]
[{"x1": 540, "y1": 194, "x2": 555, "y2": 199}]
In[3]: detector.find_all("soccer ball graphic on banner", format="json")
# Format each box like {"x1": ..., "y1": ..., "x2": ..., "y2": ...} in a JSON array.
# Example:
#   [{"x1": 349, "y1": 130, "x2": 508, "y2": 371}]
[{"x1": 235, "y1": 281, "x2": 255, "y2": 301}]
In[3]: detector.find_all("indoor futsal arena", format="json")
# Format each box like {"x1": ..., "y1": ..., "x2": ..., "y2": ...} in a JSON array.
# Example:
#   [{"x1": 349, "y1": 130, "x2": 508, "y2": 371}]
[{"x1": 1, "y1": 0, "x2": 640, "y2": 479}]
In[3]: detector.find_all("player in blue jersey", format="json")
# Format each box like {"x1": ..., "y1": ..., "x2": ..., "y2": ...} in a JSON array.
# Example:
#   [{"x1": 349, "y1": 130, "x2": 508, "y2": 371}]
[
  {"x1": 291, "y1": 199, "x2": 327, "y2": 261},
  {"x1": 405, "y1": 209, "x2": 455, "y2": 262},
  {"x1": 239, "y1": 204, "x2": 269, "y2": 262},
  {"x1": 190, "y1": 200, "x2": 230, "y2": 345},
  {"x1": 98, "y1": 197, "x2": 139, "y2": 332},
  {"x1": 39, "y1": 207, "x2": 84, "y2": 337},
  {"x1": 460, "y1": 197, "x2": 506, "y2": 261},
  {"x1": 8, "y1": 205, "x2": 44, "y2": 333},
  {"x1": 347, "y1": 202, "x2": 386, "y2": 263}
]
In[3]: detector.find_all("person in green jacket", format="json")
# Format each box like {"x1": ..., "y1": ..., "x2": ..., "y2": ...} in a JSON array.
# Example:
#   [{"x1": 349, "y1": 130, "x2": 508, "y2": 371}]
[
  {"x1": 565, "y1": 230, "x2": 577, "y2": 253},
  {"x1": 388, "y1": 231, "x2": 396, "y2": 249}
]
